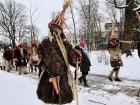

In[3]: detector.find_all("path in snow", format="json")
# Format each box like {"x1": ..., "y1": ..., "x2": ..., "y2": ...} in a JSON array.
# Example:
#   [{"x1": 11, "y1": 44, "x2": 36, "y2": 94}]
[{"x1": 1, "y1": 69, "x2": 140, "y2": 105}]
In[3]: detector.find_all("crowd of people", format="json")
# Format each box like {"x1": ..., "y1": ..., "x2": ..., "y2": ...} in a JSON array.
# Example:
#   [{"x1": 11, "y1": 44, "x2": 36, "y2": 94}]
[{"x1": 0, "y1": 41, "x2": 39, "y2": 75}]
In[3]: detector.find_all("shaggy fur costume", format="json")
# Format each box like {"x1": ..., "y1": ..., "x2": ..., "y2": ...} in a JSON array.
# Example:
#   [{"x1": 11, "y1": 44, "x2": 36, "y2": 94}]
[{"x1": 36, "y1": 38, "x2": 78, "y2": 104}]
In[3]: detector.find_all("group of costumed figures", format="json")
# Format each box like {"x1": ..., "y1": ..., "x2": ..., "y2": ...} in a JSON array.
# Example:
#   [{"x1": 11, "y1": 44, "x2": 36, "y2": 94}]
[
  {"x1": 0, "y1": 0, "x2": 140, "y2": 105},
  {"x1": 1, "y1": 40, "x2": 38, "y2": 75},
  {"x1": 0, "y1": 1, "x2": 91, "y2": 105}
]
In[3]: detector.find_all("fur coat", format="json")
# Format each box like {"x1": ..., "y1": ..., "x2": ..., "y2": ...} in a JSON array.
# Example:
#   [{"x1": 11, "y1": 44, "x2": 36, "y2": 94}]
[
  {"x1": 108, "y1": 39, "x2": 123, "y2": 67},
  {"x1": 3, "y1": 49, "x2": 13, "y2": 61},
  {"x1": 14, "y1": 48, "x2": 28, "y2": 67},
  {"x1": 36, "y1": 38, "x2": 78, "y2": 104}
]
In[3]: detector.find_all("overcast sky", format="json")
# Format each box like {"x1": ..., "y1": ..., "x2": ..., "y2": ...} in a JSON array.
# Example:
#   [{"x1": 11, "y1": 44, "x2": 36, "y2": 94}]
[
  {"x1": 13, "y1": 0, "x2": 64, "y2": 37},
  {"x1": 0, "y1": 0, "x2": 119, "y2": 39},
  {"x1": 12, "y1": 0, "x2": 111, "y2": 36}
]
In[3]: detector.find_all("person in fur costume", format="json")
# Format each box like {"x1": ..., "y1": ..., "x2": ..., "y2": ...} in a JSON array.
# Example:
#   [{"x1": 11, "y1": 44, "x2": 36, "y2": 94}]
[
  {"x1": 3, "y1": 47, "x2": 13, "y2": 72},
  {"x1": 0, "y1": 48, "x2": 6, "y2": 70},
  {"x1": 132, "y1": 26, "x2": 140, "y2": 58},
  {"x1": 36, "y1": 1, "x2": 81, "y2": 104},
  {"x1": 28, "y1": 41, "x2": 38, "y2": 73},
  {"x1": 14, "y1": 43, "x2": 28, "y2": 75},
  {"x1": 108, "y1": 22, "x2": 123, "y2": 82}
]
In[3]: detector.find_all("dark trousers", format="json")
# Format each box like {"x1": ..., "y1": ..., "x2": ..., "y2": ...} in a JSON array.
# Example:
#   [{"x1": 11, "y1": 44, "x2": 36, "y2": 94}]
[
  {"x1": 0, "y1": 66, "x2": 5, "y2": 70},
  {"x1": 79, "y1": 72, "x2": 88, "y2": 85}
]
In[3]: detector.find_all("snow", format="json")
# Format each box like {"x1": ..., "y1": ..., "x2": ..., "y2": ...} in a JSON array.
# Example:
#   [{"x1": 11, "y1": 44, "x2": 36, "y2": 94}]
[
  {"x1": 90, "y1": 50, "x2": 140, "y2": 80},
  {"x1": 0, "y1": 50, "x2": 140, "y2": 105},
  {"x1": 0, "y1": 71, "x2": 42, "y2": 105}
]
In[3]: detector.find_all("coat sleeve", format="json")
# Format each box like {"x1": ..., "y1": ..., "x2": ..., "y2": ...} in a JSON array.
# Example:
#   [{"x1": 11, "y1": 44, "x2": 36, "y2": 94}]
[
  {"x1": 36, "y1": 43, "x2": 44, "y2": 60},
  {"x1": 64, "y1": 41, "x2": 81, "y2": 67}
]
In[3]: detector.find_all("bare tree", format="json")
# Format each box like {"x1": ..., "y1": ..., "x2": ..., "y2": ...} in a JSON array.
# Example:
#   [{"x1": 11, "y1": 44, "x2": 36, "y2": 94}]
[
  {"x1": 29, "y1": 0, "x2": 42, "y2": 42},
  {"x1": 0, "y1": 0, "x2": 26, "y2": 48},
  {"x1": 77, "y1": 0, "x2": 101, "y2": 51},
  {"x1": 24, "y1": 24, "x2": 40, "y2": 42},
  {"x1": 105, "y1": 1, "x2": 124, "y2": 40},
  {"x1": 70, "y1": 4, "x2": 77, "y2": 45},
  {"x1": 106, "y1": 0, "x2": 140, "y2": 52}
]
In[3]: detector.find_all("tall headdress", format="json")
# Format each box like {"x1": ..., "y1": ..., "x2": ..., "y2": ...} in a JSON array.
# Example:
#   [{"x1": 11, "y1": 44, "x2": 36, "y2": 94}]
[
  {"x1": 48, "y1": 0, "x2": 70, "y2": 31},
  {"x1": 31, "y1": 35, "x2": 37, "y2": 48},
  {"x1": 110, "y1": 21, "x2": 117, "y2": 38},
  {"x1": 48, "y1": 0, "x2": 71, "y2": 41}
]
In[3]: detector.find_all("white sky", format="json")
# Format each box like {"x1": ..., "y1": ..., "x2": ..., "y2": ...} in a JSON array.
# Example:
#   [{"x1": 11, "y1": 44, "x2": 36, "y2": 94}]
[
  {"x1": 0, "y1": 0, "x2": 120, "y2": 39},
  {"x1": 14, "y1": 0, "x2": 64, "y2": 36},
  {"x1": 13, "y1": 0, "x2": 110, "y2": 36}
]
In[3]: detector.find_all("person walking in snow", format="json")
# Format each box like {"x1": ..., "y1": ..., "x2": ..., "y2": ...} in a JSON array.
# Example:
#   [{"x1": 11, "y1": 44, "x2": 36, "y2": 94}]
[
  {"x1": 132, "y1": 26, "x2": 140, "y2": 58},
  {"x1": 75, "y1": 41, "x2": 91, "y2": 87},
  {"x1": 108, "y1": 22, "x2": 123, "y2": 82},
  {"x1": 3, "y1": 47, "x2": 13, "y2": 72},
  {"x1": 36, "y1": 1, "x2": 81, "y2": 104},
  {"x1": 28, "y1": 41, "x2": 38, "y2": 73},
  {"x1": 14, "y1": 43, "x2": 28, "y2": 75},
  {"x1": 0, "y1": 48, "x2": 6, "y2": 70}
]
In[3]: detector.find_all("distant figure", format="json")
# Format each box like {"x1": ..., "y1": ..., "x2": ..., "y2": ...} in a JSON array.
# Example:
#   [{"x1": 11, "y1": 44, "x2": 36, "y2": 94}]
[
  {"x1": 108, "y1": 33, "x2": 123, "y2": 82},
  {"x1": 28, "y1": 41, "x2": 38, "y2": 73},
  {"x1": 75, "y1": 41, "x2": 91, "y2": 87},
  {"x1": 0, "y1": 48, "x2": 6, "y2": 70},
  {"x1": 14, "y1": 43, "x2": 28, "y2": 75},
  {"x1": 126, "y1": 50, "x2": 133, "y2": 57},
  {"x1": 132, "y1": 26, "x2": 140, "y2": 58},
  {"x1": 3, "y1": 47, "x2": 13, "y2": 72}
]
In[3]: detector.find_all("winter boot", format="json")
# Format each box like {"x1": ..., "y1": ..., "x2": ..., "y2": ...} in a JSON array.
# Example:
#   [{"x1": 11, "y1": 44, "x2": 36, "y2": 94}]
[
  {"x1": 0, "y1": 66, "x2": 2, "y2": 70},
  {"x1": 84, "y1": 81, "x2": 89, "y2": 87},
  {"x1": 108, "y1": 76, "x2": 113, "y2": 81},
  {"x1": 84, "y1": 82, "x2": 89, "y2": 87},
  {"x1": 114, "y1": 78, "x2": 121, "y2": 82},
  {"x1": 3, "y1": 66, "x2": 5, "y2": 70},
  {"x1": 78, "y1": 77, "x2": 83, "y2": 83},
  {"x1": 83, "y1": 78, "x2": 89, "y2": 87},
  {"x1": 7, "y1": 69, "x2": 11, "y2": 72}
]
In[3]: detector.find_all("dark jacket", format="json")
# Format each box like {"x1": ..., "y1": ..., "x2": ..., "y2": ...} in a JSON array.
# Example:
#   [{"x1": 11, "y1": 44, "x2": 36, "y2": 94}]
[
  {"x1": 79, "y1": 47, "x2": 91, "y2": 73},
  {"x1": 74, "y1": 46, "x2": 91, "y2": 73},
  {"x1": 3, "y1": 49, "x2": 13, "y2": 61},
  {"x1": 14, "y1": 48, "x2": 28, "y2": 67}
]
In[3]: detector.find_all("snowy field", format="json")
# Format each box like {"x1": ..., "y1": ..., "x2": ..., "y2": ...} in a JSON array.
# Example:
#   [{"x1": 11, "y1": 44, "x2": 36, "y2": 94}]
[{"x1": 0, "y1": 50, "x2": 140, "y2": 105}]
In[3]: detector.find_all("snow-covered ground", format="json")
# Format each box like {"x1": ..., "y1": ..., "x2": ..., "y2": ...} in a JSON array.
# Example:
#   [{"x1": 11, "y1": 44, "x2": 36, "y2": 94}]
[
  {"x1": 90, "y1": 50, "x2": 140, "y2": 80},
  {"x1": 0, "y1": 50, "x2": 140, "y2": 105}
]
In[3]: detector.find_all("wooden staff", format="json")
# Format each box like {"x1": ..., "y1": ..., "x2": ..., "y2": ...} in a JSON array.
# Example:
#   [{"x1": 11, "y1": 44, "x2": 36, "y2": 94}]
[{"x1": 74, "y1": 58, "x2": 80, "y2": 105}]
